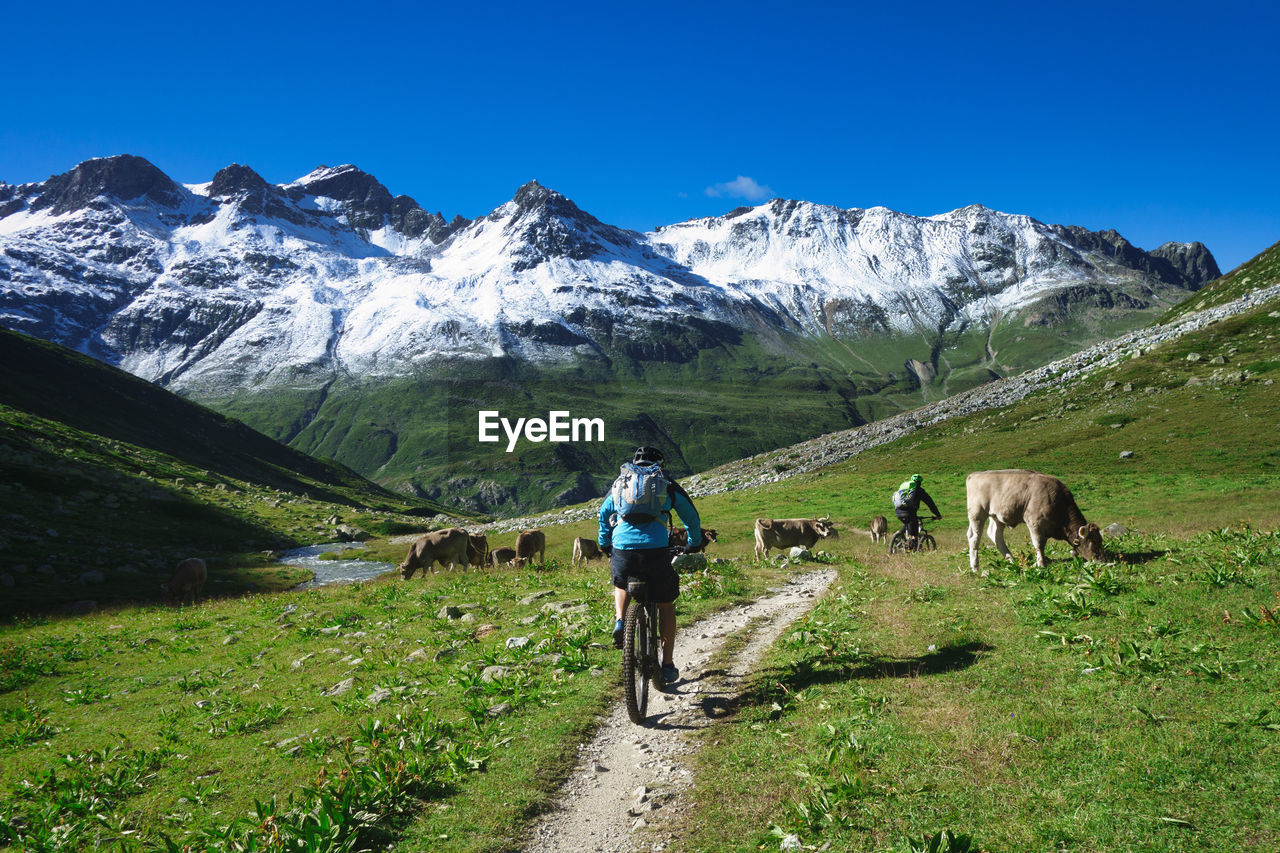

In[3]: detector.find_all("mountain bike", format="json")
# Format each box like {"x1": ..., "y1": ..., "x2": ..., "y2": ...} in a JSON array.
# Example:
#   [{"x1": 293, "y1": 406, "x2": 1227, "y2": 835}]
[
  {"x1": 621, "y1": 547, "x2": 689, "y2": 725},
  {"x1": 889, "y1": 517, "x2": 939, "y2": 554}
]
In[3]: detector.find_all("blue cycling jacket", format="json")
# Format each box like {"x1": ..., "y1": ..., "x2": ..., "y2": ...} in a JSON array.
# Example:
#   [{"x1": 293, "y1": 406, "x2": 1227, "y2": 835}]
[{"x1": 598, "y1": 484, "x2": 701, "y2": 551}]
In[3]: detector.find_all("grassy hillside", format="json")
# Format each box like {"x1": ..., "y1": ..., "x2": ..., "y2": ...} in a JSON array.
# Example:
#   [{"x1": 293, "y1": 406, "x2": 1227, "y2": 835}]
[
  {"x1": 1, "y1": 276, "x2": 1276, "y2": 849},
  {"x1": 0, "y1": 330, "x2": 460, "y2": 619},
  {"x1": 208, "y1": 288, "x2": 1184, "y2": 516}
]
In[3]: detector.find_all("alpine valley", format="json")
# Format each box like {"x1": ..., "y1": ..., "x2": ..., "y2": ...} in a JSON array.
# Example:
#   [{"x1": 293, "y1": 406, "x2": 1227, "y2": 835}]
[{"x1": 0, "y1": 155, "x2": 1220, "y2": 513}]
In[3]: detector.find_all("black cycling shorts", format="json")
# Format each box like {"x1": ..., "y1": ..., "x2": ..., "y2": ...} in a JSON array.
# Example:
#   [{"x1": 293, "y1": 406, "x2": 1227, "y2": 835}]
[{"x1": 610, "y1": 547, "x2": 679, "y2": 603}]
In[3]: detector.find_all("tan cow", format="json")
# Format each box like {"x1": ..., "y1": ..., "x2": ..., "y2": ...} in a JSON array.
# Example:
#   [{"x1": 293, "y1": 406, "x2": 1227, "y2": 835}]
[
  {"x1": 869, "y1": 515, "x2": 888, "y2": 544},
  {"x1": 668, "y1": 528, "x2": 718, "y2": 549},
  {"x1": 466, "y1": 533, "x2": 489, "y2": 568},
  {"x1": 754, "y1": 517, "x2": 839, "y2": 559},
  {"x1": 966, "y1": 469, "x2": 1105, "y2": 571},
  {"x1": 514, "y1": 529, "x2": 546, "y2": 567},
  {"x1": 490, "y1": 547, "x2": 517, "y2": 567},
  {"x1": 162, "y1": 557, "x2": 206, "y2": 605},
  {"x1": 572, "y1": 537, "x2": 603, "y2": 565},
  {"x1": 400, "y1": 528, "x2": 470, "y2": 578}
]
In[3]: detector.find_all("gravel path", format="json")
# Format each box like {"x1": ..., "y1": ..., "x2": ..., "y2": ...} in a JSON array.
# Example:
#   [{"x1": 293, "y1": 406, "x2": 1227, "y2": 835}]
[{"x1": 521, "y1": 569, "x2": 836, "y2": 853}]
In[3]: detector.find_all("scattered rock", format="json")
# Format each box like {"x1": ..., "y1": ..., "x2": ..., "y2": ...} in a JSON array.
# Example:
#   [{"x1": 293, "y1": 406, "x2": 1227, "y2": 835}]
[
  {"x1": 505, "y1": 636, "x2": 530, "y2": 649},
  {"x1": 1186, "y1": 352, "x2": 1202, "y2": 362},
  {"x1": 1119, "y1": 450, "x2": 1135, "y2": 459},
  {"x1": 481, "y1": 665, "x2": 509, "y2": 682},
  {"x1": 487, "y1": 702, "x2": 514, "y2": 717},
  {"x1": 323, "y1": 677, "x2": 355, "y2": 697},
  {"x1": 404, "y1": 648, "x2": 429, "y2": 663},
  {"x1": 520, "y1": 590, "x2": 556, "y2": 606},
  {"x1": 367, "y1": 687, "x2": 393, "y2": 705},
  {"x1": 1104, "y1": 523, "x2": 1129, "y2": 537},
  {"x1": 788, "y1": 547, "x2": 812, "y2": 560},
  {"x1": 1210, "y1": 355, "x2": 1227, "y2": 364},
  {"x1": 475, "y1": 624, "x2": 498, "y2": 639},
  {"x1": 334, "y1": 524, "x2": 371, "y2": 542},
  {"x1": 78, "y1": 570, "x2": 106, "y2": 584},
  {"x1": 437, "y1": 605, "x2": 463, "y2": 620}
]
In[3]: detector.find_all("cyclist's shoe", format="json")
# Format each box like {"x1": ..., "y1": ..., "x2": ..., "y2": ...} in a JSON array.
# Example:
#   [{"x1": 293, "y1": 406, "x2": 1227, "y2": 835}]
[
  {"x1": 612, "y1": 619, "x2": 625, "y2": 648},
  {"x1": 661, "y1": 664, "x2": 680, "y2": 684}
]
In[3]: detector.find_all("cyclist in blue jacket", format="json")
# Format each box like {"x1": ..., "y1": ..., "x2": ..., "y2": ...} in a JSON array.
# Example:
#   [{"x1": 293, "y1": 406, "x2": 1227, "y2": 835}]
[{"x1": 598, "y1": 446, "x2": 702, "y2": 684}]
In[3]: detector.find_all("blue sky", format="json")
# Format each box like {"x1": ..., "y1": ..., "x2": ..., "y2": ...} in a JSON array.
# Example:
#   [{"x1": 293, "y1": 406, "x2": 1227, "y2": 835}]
[{"x1": 2, "y1": 0, "x2": 1276, "y2": 271}]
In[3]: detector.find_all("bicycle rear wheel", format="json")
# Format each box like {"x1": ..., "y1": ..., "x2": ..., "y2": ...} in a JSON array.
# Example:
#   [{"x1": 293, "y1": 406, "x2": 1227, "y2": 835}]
[
  {"x1": 647, "y1": 603, "x2": 666, "y2": 695},
  {"x1": 918, "y1": 533, "x2": 937, "y2": 552},
  {"x1": 889, "y1": 530, "x2": 908, "y2": 554},
  {"x1": 622, "y1": 600, "x2": 650, "y2": 724}
]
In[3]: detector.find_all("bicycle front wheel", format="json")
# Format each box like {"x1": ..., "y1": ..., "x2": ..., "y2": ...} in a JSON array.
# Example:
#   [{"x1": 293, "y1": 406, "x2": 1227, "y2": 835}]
[
  {"x1": 622, "y1": 600, "x2": 650, "y2": 724},
  {"x1": 918, "y1": 534, "x2": 937, "y2": 552},
  {"x1": 889, "y1": 530, "x2": 908, "y2": 554}
]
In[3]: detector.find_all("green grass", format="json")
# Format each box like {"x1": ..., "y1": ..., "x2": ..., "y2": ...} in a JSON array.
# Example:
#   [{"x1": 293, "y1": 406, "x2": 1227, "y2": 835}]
[
  {"x1": 677, "y1": 528, "x2": 1279, "y2": 852},
  {"x1": 0, "y1": 547, "x2": 789, "y2": 852}
]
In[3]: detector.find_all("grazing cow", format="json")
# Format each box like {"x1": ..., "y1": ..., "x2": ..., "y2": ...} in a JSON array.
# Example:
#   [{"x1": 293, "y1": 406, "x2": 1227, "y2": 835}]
[
  {"x1": 162, "y1": 557, "x2": 206, "y2": 605},
  {"x1": 869, "y1": 515, "x2": 888, "y2": 544},
  {"x1": 965, "y1": 469, "x2": 1106, "y2": 571},
  {"x1": 400, "y1": 528, "x2": 470, "y2": 578},
  {"x1": 754, "y1": 517, "x2": 839, "y2": 559},
  {"x1": 490, "y1": 547, "x2": 517, "y2": 567},
  {"x1": 572, "y1": 537, "x2": 603, "y2": 565},
  {"x1": 514, "y1": 529, "x2": 546, "y2": 567},
  {"x1": 466, "y1": 533, "x2": 489, "y2": 568},
  {"x1": 668, "y1": 527, "x2": 718, "y2": 549}
]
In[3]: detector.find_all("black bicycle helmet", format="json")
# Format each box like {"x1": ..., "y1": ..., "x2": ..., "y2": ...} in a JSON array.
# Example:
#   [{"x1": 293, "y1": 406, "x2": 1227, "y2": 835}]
[{"x1": 632, "y1": 445, "x2": 665, "y2": 465}]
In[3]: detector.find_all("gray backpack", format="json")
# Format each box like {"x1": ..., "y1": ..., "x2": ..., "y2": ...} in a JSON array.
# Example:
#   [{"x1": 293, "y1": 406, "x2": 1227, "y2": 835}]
[{"x1": 611, "y1": 462, "x2": 668, "y2": 523}]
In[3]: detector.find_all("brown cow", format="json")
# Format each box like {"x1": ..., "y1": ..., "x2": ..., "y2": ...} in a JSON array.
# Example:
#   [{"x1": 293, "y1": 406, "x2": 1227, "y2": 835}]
[
  {"x1": 466, "y1": 533, "x2": 489, "y2": 568},
  {"x1": 514, "y1": 529, "x2": 546, "y2": 567},
  {"x1": 668, "y1": 528, "x2": 718, "y2": 549},
  {"x1": 572, "y1": 537, "x2": 603, "y2": 565},
  {"x1": 754, "y1": 517, "x2": 838, "y2": 559},
  {"x1": 400, "y1": 528, "x2": 470, "y2": 578},
  {"x1": 162, "y1": 557, "x2": 206, "y2": 605},
  {"x1": 490, "y1": 547, "x2": 517, "y2": 567},
  {"x1": 966, "y1": 469, "x2": 1105, "y2": 571},
  {"x1": 869, "y1": 515, "x2": 888, "y2": 544}
]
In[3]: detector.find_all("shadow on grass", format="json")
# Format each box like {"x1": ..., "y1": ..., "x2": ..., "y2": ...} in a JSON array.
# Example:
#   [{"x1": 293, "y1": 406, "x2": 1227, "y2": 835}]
[
  {"x1": 677, "y1": 640, "x2": 994, "y2": 727},
  {"x1": 1116, "y1": 549, "x2": 1169, "y2": 565}
]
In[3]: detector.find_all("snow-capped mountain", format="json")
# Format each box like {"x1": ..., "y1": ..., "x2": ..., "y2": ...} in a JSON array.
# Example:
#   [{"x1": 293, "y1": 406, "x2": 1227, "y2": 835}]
[{"x1": 0, "y1": 155, "x2": 1218, "y2": 397}]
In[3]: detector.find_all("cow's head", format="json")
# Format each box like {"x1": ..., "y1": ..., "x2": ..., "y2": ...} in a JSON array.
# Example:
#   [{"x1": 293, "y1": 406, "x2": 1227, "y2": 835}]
[
  {"x1": 814, "y1": 518, "x2": 839, "y2": 539},
  {"x1": 400, "y1": 560, "x2": 417, "y2": 580},
  {"x1": 1071, "y1": 523, "x2": 1105, "y2": 561}
]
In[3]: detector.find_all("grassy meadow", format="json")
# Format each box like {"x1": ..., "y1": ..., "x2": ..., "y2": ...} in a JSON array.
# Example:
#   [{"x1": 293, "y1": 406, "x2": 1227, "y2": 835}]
[{"x1": 1, "y1": 281, "x2": 1278, "y2": 851}]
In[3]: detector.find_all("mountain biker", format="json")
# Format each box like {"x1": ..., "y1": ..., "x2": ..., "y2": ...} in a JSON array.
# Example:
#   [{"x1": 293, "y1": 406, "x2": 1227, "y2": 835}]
[
  {"x1": 598, "y1": 445, "x2": 702, "y2": 685},
  {"x1": 893, "y1": 473, "x2": 941, "y2": 545}
]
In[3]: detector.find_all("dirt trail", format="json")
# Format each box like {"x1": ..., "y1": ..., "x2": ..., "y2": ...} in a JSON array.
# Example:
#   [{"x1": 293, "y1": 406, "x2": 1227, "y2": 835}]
[{"x1": 521, "y1": 569, "x2": 836, "y2": 853}]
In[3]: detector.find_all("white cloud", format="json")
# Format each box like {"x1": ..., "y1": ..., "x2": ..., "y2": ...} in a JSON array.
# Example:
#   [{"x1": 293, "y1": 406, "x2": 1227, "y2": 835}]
[{"x1": 705, "y1": 175, "x2": 774, "y2": 202}]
